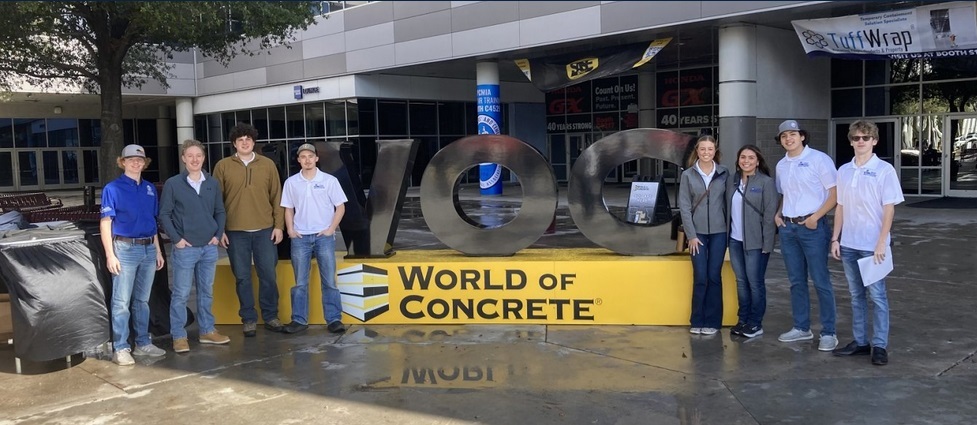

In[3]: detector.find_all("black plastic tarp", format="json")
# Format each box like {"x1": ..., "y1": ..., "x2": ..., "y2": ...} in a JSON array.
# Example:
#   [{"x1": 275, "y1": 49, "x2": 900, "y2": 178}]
[{"x1": 0, "y1": 228, "x2": 110, "y2": 361}]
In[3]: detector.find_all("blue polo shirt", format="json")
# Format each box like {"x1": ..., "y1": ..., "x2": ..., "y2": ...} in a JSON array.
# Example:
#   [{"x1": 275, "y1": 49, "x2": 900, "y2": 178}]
[{"x1": 100, "y1": 174, "x2": 159, "y2": 238}]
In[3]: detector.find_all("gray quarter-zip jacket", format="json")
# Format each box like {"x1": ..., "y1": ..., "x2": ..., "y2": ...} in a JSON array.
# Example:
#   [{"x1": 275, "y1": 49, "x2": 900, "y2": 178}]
[
  {"x1": 679, "y1": 164, "x2": 729, "y2": 237},
  {"x1": 725, "y1": 171, "x2": 778, "y2": 253}
]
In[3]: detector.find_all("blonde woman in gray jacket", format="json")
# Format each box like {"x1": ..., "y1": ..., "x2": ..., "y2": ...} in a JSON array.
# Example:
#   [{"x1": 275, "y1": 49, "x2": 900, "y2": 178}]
[
  {"x1": 726, "y1": 145, "x2": 778, "y2": 339},
  {"x1": 678, "y1": 135, "x2": 729, "y2": 336}
]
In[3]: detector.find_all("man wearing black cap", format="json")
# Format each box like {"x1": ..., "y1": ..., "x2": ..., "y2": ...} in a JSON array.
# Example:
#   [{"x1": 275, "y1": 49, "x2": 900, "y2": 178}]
[
  {"x1": 773, "y1": 120, "x2": 839, "y2": 352},
  {"x1": 100, "y1": 144, "x2": 167, "y2": 365},
  {"x1": 280, "y1": 143, "x2": 348, "y2": 334}
]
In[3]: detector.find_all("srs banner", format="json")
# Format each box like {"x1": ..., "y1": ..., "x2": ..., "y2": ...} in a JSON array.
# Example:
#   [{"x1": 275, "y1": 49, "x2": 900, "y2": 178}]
[{"x1": 792, "y1": 1, "x2": 977, "y2": 59}]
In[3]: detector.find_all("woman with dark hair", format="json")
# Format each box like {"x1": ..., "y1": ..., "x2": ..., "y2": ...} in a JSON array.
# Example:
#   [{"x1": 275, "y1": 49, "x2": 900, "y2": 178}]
[
  {"x1": 726, "y1": 145, "x2": 778, "y2": 338},
  {"x1": 678, "y1": 135, "x2": 729, "y2": 336}
]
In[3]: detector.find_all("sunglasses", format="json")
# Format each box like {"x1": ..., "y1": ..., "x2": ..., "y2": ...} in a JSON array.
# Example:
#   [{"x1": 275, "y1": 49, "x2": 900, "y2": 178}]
[{"x1": 849, "y1": 135, "x2": 874, "y2": 141}]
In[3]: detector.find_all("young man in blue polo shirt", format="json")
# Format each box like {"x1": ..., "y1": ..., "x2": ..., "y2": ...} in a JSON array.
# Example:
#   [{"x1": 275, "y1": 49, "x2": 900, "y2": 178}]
[
  {"x1": 280, "y1": 143, "x2": 348, "y2": 334},
  {"x1": 100, "y1": 144, "x2": 167, "y2": 366}
]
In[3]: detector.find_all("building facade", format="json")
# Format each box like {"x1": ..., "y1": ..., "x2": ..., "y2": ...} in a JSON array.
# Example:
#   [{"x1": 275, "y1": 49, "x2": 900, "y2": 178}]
[{"x1": 2, "y1": 1, "x2": 975, "y2": 197}]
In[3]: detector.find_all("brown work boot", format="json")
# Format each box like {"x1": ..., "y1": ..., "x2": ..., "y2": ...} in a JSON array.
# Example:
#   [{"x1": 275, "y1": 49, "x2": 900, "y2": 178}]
[
  {"x1": 199, "y1": 331, "x2": 231, "y2": 345},
  {"x1": 173, "y1": 338, "x2": 190, "y2": 353}
]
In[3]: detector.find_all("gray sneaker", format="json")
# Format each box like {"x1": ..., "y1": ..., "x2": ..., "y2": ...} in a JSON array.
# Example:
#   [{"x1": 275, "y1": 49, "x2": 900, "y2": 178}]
[
  {"x1": 113, "y1": 348, "x2": 135, "y2": 366},
  {"x1": 818, "y1": 334, "x2": 839, "y2": 351},
  {"x1": 243, "y1": 321, "x2": 257, "y2": 337},
  {"x1": 778, "y1": 328, "x2": 814, "y2": 342},
  {"x1": 264, "y1": 318, "x2": 285, "y2": 333},
  {"x1": 132, "y1": 343, "x2": 166, "y2": 357}
]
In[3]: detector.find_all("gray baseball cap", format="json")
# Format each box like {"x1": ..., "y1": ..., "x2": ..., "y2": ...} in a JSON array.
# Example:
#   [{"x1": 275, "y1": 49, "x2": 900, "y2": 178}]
[
  {"x1": 778, "y1": 120, "x2": 802, "y2": 136},
  {"x1": 297, "y1": 143, "x2": 316, "y2": 155},
  {"x1": 121, "y1": 144, "x2": 146, "y2": 158}
]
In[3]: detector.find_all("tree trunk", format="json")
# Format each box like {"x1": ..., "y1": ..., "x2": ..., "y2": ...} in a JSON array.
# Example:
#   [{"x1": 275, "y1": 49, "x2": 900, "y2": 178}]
[{"x1": 97, "y1": 67, "x2": 125, "y2": 186}]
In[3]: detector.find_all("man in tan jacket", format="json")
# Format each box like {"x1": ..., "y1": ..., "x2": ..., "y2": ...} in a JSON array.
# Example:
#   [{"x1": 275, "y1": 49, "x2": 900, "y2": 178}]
[{"x1": 213, "y1": 122, "x2": 285, "y2": 337}]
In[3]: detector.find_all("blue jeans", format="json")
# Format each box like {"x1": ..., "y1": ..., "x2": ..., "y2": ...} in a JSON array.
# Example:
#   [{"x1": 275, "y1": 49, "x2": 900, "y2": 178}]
[
  {"x1": 290, "y1": 234, "x2": 343, "y2": 325},
  {"x1": 779, "y1": 218, "x2": 836, "y2": 336},
  {"x1": 110, "y1": 240, "x2": 157, "y2": 351},
  {"x1": 170, "y1": 244, "x2": 219, "y2": 339},
  {"x1": 729, "y1": 239, "x2": 769, "y2": 327},
  {"x1": 840, "y1": 246, "x2": 890, "y2": 349},
  {"x1": 226, "y1": 228, "x2": 280, "y2": 323},
  {"x1": 690, "y1": 232, "x2": 727, "y2": 328}
]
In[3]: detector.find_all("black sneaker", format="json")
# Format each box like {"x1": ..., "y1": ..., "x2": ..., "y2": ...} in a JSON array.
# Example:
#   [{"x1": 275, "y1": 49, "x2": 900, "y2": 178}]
[
  {"x1": 283, "y1": 322, "x2": 309, "y2": 334},
  {"x1": 741, "y1": 324, "x2": 764, "y2": 338},
  {"x1": 833, "y1": 340, "x2": 871, "y2": 356},
  {"x1": 872, "y1": 347, "x2": 888, "y2": 365},
  {"x1": 327, "y1": 321, "x2": 347, "y2": 334},
  {"x1": 731, "y1": 322, "x2": 747, "y2": 336}
]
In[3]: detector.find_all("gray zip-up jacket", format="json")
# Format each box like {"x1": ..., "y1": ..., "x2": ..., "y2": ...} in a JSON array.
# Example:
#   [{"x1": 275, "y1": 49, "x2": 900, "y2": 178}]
[
  {"x1": 679, "y1": 163, "x2": 729, "y2": 237},
  {"x1": 725, "y1": 171, "x2": 778, "y2": 253}
]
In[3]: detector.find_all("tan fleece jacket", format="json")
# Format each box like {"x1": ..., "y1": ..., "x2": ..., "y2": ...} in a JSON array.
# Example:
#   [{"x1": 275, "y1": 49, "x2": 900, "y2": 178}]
[{"x1": 213, "y1": 153, "x2": 284, "y2": 231}]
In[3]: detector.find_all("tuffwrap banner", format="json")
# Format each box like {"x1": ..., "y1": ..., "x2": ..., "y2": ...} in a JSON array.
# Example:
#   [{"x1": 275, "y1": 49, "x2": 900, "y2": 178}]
[
  {"x1": 515, "y1": 38, "x2": 670, "y2": 92},
  {"x1": 792, "y1": 1, "x2": 977, "y2": 60}
]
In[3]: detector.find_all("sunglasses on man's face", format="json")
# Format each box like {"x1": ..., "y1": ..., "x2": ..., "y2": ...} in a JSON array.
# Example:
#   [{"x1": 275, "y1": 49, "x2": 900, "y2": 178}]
[{"x1": 849, "y1": 135, "x2": 874, "y2": 142}]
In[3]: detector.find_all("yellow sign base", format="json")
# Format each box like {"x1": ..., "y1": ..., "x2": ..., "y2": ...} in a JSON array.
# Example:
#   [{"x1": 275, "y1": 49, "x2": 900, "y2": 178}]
[{"x1": 213, "y1": 248, "x2": 738, "y2": 326}]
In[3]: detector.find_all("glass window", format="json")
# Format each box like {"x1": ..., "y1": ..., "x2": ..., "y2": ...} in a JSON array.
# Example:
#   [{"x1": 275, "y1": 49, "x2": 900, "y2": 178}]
[
  {"x1": 83, "y1": 149, "x2": 99, "y2": 184},
  {"x1": 922, "y1": 57, "x2": 977, "y2": 82},
  {"x1": 286, "y1": 105, "x2": 305, "y2": 138},
  {"x1": 465, "y1": 102, "x2": 477, "y2": 134},
  {"x1": 439, "y1": 102, "x2": 466, "y2": 135},
  {"x1": 18, "y1": 151, "x2": 37, "y2": 186},
  {"x1": 831, "y1": 59, "x2": 863, "y2": 88},
  {"x1": 235, "y1": 110, "x2": 252, "y2": 125},
  {"x1": 207, "y1": 143, "x2": 229, "y2": 170},
  {"x1": 47, "y1": 119, "x2": 79, "y2": 147},
  {"x1": 900, "y1": 168, "x2": 919, "y2": 194},
  {"x1": 43, "y1": 151, "x2": 59, "y2": 185},
  {"x1": 865, "y1": 87, "x2": 887, "y2": 116},
  {"x1": 221, "y1": 112, "x2": 236, "y2": 141},
  {"x1": 0, "y1": 118, "x2": 12, "y2": 148},
  {"x1": 62, "y1": 151, "x2": 79, "y2": 184},
  {"x1": 888, "y1": 59, "x2": 920, "y2": 84},
  {"x1": 14, "y1": 118, "x2": 45, "y2": 148},
  {"x1": 409, "y1": 102, "x2": 438, "y2": 135},
  {"x1": 378, "y1": 101, "x2": 407, "y2": 135},
  {"x1": 268, "y1": 107, "x2": 286, "y2": 139},
  {"x1": 357, "y1": 98, "x2": 376, "y2": 135},
  {"x1": 865, "y1": 60, "x2": 888, "y2": 86},
  {"x1": 923, "y1": 81, "x2": 977, "y2": 113},
  {"x1": 306, "y1": 103, "x2": 325, "y2": 137},
  {"x1": 831, "y1": 89, "x2": 862, "y2": 118},
  {"x1": 889, "y1": 85, "x2": 921, "y2": 115},
  {"x1": 325, "y1": 100, "x2": 347, "y2": 137},
  {"x1": 251, "y1": 109, "x2": 268, "y2": 139},
  {"x1": 346, "y1": 100, "x2": 360, "y2": 136},
  {"x1": 137, "y1": 119, "x2": 155, "y2": 146},
  {"x1": 124, "y1": 119, "x2": 135, "y2": 145},
  {"x1": 194, "y1": 117, "x2": 208, "y2": 143},
  {"x1": 0, "y1": 152, "x2": 12, "y2": 186}
]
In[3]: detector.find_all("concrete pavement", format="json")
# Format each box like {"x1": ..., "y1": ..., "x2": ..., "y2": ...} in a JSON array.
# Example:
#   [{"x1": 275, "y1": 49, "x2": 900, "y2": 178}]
[{"x1": 2, "y1": 185, "x2": 977, "y2": 424}]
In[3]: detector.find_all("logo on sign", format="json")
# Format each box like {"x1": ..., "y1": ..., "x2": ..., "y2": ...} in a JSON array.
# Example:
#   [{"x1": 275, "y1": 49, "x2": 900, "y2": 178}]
[
  {"x1": 566, "y1": 58, "x2": 599, "y2": 80},
  {"x1": 294, "y1": 85, "x2": 303, "y2": 100},
  {"x1": 338, "y1": 264, "x2": 390, "y2": 322}
]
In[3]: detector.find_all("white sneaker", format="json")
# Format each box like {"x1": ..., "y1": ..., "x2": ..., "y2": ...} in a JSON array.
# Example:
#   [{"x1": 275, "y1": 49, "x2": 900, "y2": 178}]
[
  {"x1": 778, "y1": 328, "x2": 814, "y2": 342},
  {"x1": 700, "y1": 327, "x2": 719, "y2": 335},
  {"x1": 113, "y1": 348, "x2": 135, "y2": 366},
  {"x1": 133, "y1": 343, "x2": 166, "y2": 357},
  {"x1": 689, "y1": 327, "x2": 702, "y2": 335},
  {"x1": 818, "y1": 335, "x2": 839, "y2": 351}
]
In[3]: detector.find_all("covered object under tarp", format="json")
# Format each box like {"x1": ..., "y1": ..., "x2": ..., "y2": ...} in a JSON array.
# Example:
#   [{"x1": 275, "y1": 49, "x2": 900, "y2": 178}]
[{"x1": 0, "y1": 228, "x2": 110, "y2": 361}]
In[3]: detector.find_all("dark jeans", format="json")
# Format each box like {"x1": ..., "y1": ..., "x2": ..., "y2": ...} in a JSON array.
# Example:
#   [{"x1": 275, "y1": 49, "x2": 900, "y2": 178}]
[
  {"x1": 728, "y1": 239, "x2": 769, "y2": 327},
  {"x1": 690, "y1": 232, "x2": 727, "y2": 328},
  {"x1": 226, "y1": 228, "x2": 280, "y2": 323}
]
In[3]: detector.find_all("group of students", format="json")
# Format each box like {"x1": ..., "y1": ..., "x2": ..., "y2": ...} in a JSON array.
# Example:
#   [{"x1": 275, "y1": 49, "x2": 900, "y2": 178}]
[
  {"x1": 678, "y1": 119, "x2": 903, "y2": 366},
  {"x1": 98, "y1": 123, "x2": 348, "y2": 366}
]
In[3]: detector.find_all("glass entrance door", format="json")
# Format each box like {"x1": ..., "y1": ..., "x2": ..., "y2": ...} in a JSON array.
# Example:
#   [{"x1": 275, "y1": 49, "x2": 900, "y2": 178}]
[
  {"x1": 897, "y1": 116, "x2": 942, "y2": 195},
  {"x1": 946, "y1": 116, "x2": 977, "y2": 196}
]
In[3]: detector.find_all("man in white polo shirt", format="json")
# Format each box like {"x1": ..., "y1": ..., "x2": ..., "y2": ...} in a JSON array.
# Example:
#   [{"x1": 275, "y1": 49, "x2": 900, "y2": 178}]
[
  {"x1": 281, "y1": 143, "x2": 348, "y2": 335},
  {"x1": 773, "y1": 119, "x2": 839, "y2": 352},
  {"x1": 830, "y1": 120, "x2": 903, "y2": 366}
]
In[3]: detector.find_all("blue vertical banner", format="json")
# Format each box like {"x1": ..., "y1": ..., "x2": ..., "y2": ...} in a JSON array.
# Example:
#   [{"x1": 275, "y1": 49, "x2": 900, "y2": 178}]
[{"x1": 476, "y1": 84, "x2": 503, "y2": 195}]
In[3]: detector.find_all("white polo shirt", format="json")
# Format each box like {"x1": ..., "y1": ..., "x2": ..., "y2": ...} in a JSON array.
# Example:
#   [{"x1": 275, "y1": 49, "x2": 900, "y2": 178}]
[
  {"x1": 837, "y1": 154, "x2": 904, "y2": 251},
  {"x1": 280, "y1": 169, "x2": 348, "y2": 235},
  {"x1": 776, "y1": 146, "x2": 837, "y2": 217}
]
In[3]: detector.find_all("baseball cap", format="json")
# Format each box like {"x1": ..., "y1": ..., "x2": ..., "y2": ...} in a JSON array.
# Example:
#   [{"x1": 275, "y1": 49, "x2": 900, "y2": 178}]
[
  {"x1": 778, "y1": 120, "x2": 802, "y2": 136},
  {"x1": 297, "y1": 143, "x2": 316, "y2": 155},
  {"x1": 121, "y1": 144, "x2": 146, "y2": 158}
]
